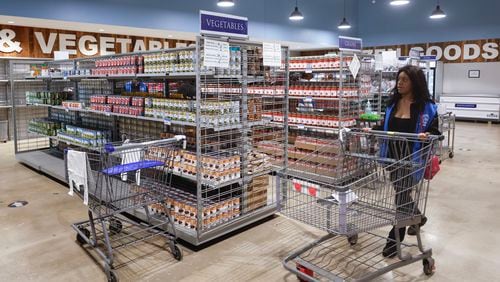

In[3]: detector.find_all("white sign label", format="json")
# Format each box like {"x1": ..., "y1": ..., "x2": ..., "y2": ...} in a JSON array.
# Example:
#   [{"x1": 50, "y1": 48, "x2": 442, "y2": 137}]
[
  {"x1": 203, "y1": 38, "x2": 230, "y2": 68},
  {"x1": 349, "y1": 54, "x2": 361, "y2": 80},
  {"x1": 54, "y1": 51, "x2": 69, "y2": 61},
  {"x1": 263, "y1": 42, "x2": 282, "y2": 67},
  {"x1": 0, "y1": 29, "x2": 22, "y2": 53}
]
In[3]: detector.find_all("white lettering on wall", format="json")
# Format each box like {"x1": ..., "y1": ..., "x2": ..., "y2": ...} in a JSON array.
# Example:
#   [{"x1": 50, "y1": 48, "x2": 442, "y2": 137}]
[
  {"x1": 482, "y1": 42, "x2": 499, "y2": 60},
  {"x1": 78, "y1": 35, "x2": 98, "y2": 56},
  {"x1": 149, "y1": 40, "x2": 162, "y2": 51},
  {"x1": 35, "y1": 32, "x2": 57, "y2": 54},
  {"x1": 425, "y1": 46, "x2": 443, "y2": 60},
  {"x1": 59, "y1": 33, "x2": 77, "y2": 55},
  {"x1": 133, "y1": 40, "x2": 146, "y2": 52},
  {"x1": 116, "y1": 38, "x2": 132, "y2": 53},
  {"x1": 100, "y1": 37, "x2": 115, "y2": 55},
  {"x1": 444, "y1": 44, "x2": 461, "y2": 61},
  {"x1": 463, "y1": 44, "x2": 481, "y2": 60}
]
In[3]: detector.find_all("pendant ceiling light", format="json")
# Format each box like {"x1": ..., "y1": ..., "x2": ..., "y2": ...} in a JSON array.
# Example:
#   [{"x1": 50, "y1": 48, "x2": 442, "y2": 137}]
[
  {"x1": 338, "y1": 0, "x2": 351, "y2": 30},
  {"x1": 289, "y1": 0, "x2": 304, "y2": 21},
  {"x1": 217, "y1": 0, "x2": 235, "y2": 7},
  {"x1": 430, "y1": 0, "x2": 446, "y2": 19},
  {"x1": 390, "y1": 0, "x2": 410, "y2": 6}
]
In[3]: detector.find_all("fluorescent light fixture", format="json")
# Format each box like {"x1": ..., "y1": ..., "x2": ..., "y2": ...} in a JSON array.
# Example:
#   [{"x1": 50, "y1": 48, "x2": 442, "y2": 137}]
[
  {"x1": 338, "y1": 18, "x2": 351, "y2": 29},
  {"x1": 430, "y1": 4, "x2": 446, "y2": 19},
  {"x1": 390, "y1": 0, "x2": 410, "y2": 6},
  {"x1": 289, "y1": 6, "x2": 304, "y2": 21},
  {"x1": 217, "y1": 0, "x2": 235, "y2": 7},
  {"x1": 7, "y1": 21, "x2": 15, "y2": 24},
  {"x1": 99, "y1": 29, "x2": 105, "y2": 32}
]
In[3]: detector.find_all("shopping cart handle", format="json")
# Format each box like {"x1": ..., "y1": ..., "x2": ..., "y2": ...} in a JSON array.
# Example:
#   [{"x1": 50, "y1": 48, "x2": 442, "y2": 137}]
[{"x1": 354, "y1": 129, "x2": 442, "y2": 141}]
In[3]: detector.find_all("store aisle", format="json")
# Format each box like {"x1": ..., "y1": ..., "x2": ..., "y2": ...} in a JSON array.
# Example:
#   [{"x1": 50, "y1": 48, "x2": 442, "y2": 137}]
[{"x1": 0, "y1": 121, "x2": 499, "y2": 282}]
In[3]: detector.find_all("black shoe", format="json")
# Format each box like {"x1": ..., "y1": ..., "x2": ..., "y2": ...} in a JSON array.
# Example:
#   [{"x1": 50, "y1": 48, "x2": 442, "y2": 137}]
[
  {"x1": 382, "y1": 242, "x2": 397, "y2": 258},
  {"x1": 408, "y1": 216, "x2": 428, "y2": 236}
]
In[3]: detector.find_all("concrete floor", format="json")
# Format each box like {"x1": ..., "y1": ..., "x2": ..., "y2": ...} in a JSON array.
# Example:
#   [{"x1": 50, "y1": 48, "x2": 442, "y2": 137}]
[{"x1": 0, "y1": 121, "x2": 499, "y2": 282}]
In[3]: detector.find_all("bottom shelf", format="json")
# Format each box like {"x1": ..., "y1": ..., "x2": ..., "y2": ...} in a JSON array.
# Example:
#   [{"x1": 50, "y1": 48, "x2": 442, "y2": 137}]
[
  {"x1": 16, "y1": 150, "x2": 278, "y2": 246},
  {"x1": 16, "y1": 150, "x2": 66, "y2": 182}
]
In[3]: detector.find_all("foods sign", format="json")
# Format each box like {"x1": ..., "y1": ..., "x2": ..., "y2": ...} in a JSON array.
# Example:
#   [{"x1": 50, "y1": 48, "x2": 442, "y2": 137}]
[
  {"x1": 0, "y1": 25, "x2": 193, "y2": 58},
  {"x1": 365, "y1": 39, "x2": 500, "y2": 63}
]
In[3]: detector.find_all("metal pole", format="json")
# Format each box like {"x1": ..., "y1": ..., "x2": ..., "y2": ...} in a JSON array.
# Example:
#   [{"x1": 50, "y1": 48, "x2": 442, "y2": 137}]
[{"x1": 195, "y1": 36, "x2": 203, "y2": 242}]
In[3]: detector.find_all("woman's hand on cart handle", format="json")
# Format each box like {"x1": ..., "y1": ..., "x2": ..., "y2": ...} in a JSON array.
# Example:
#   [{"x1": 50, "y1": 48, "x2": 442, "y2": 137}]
[{"x1": 418, "y1": 132, "x2": 430, "y2": 140}]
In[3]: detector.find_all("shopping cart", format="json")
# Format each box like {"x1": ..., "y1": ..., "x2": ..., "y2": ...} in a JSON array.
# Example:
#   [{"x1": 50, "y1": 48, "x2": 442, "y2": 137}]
[
  {"x1": 280, "y1": 129, "x2": 442, "y2": 281},
  {"x1": 438, "y1": 112, "x2": 455, "y2": 162},
  {"x1": 67, "y1": 136, "x2": 186, "y2": 282}
]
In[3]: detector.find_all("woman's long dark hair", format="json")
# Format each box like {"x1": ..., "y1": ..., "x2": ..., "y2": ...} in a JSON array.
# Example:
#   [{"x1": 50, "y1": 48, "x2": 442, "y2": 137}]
[{"x1": 388, "y1": 65, "x2": 432, "y2": 112}]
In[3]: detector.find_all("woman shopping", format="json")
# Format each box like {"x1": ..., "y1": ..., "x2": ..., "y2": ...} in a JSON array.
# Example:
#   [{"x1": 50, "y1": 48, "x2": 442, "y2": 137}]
[{"x1": 371, "y1": 65, "x2": 440, "y2": 258}]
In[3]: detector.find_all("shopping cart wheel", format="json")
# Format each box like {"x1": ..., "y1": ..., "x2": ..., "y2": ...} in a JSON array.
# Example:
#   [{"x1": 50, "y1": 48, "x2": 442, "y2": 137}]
[
  {"x1": 76, "y1": 228, "x2": 90, "y2": 245},
  {"x1": 348, "y1": 234, "x2": 358, "y2": 246},
  {"x1": 423, "y1": 257, "x2": 435, "y2": 276},
  {"x1": 449, "y1": 152, "x2": 454, "y2": 159},
  {"x1": 108, "y1": 271, "x2": 118, "y2": 282},
  {"x1": 105, "y1": 264, "x2": 118, "y2": 282},
  {"x1": 109, "y1": 218, "x2": 123, "y2": 235},
  {"x1": 171, "y1": 244, "x2": 183, "y2": 261}
]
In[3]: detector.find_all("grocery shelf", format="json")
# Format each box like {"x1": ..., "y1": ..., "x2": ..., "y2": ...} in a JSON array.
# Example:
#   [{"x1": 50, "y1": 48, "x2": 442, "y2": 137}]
[
  {"x1": 50, "y1": 105, "x2": 242, "y2": 131},
  {"x1": 272, "y1": 122, "x2": 340, "y2": 133},
  {"x1": 290, "y1": 68, "x2": 341, "y2": 73},
  {"x1": 48, "y1": 136, "x2": 102, "y2": 151},
  {"x1": 0, "y1": 79, "x2": 9, "y2": 83},
  {"x1": 289, "y1": 96, "x2": 342, "y2": 101},
  {"x1": 16, "y1": 150, "x2": 66, "y2": 182},
  {"x1": 10, "y1": 39, "x2": 288, "y2": 246}
]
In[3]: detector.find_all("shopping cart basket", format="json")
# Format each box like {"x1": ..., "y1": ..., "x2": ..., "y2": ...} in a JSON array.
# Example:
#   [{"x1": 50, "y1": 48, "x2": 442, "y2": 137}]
[
  {"x1": 281, "y1": 129, "x2": 442, "y2": 281},
  {"x1": 67, "y1": 136, "x2": 186, "y2": 282}
]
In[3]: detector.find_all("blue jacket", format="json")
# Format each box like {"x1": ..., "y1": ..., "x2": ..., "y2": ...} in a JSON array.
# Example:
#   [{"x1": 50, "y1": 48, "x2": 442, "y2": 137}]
[{"x1": 380, "y1": 101, "x2": 438, "y2": 180}]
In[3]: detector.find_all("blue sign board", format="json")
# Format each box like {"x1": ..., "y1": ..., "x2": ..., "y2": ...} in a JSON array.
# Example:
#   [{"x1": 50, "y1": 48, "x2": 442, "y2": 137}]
[
  {"x1": 338, "y1": 36, "x2": 362, "y2": 52},
  {"x1": 455, "y1": 103, "x2": 477, "y2": 108},
  {"x1": 200, "y1": 10, "x2": 248, "y2": 38}
]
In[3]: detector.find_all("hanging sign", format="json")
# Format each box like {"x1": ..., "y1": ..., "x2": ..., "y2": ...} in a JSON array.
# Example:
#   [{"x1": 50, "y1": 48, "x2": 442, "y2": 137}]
[
  {"x1": 200, "y1": 10, "x2": 248, "y2": 39},
  {"x1": 349, "y1": 53, "x2": 361, "y2": 79},
  {"x1": 339, "y1": 36, "x2": 363, "y2": 52},
  {"x1": 409, "y1": 47, "x2": 421, "y2": 59},
  {"x1": 203, "y1": 38, "x2": 230, "y2": 68},
  {"x1": 263, "y1": 42, "x2": 282, "y2": 67}
]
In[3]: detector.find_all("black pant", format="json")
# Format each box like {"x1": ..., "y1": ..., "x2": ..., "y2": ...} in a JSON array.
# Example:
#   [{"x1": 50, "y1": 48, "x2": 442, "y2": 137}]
[{"x1": 387, "y1": 167, "x2": 420, "y2": 243}]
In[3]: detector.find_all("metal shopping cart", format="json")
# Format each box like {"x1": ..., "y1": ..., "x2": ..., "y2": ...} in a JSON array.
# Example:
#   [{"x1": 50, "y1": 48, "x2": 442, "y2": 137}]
[
  {"x1": 438, "y1": 112, "x2": 456, "y2": 162},
  {"x1": 280, "y1": 129, "x2": 442, "y2": 281},
  {"x1": 67, "y1": 136, "x2": 186, "y2": 282}
]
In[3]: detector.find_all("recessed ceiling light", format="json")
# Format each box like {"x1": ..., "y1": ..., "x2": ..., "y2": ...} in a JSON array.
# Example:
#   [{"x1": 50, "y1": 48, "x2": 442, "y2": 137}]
[
  {"x1": 217, "y1": 0, "x2": 234, "y2": 7},
  {"x1": 167, "y1": 34, "x2": 173, "y2": 38},
  {"x1": 7, "y1": 21, "x2": 15, "y2": 24},
  {"x1": 390, "y1": 0, "x2": 410, "y2": 6},
  {"x1": 99, "y1": 29, "x2": 105, "y2": 32}
]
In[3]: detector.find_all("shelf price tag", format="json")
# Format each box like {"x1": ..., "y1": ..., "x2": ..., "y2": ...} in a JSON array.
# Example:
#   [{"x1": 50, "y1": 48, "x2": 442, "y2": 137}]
[
  {"x1": 163, "y1": 118, "x2": 171, "y2": 126},
  {"x1": 297, "y1": 124, "x2": 305, "y2": 129},
  {"x1": 305, "y1": 64, "x2": 313, "y2": 74}
]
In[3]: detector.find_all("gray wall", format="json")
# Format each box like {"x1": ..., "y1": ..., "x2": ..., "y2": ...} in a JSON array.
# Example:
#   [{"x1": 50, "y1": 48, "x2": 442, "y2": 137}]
[{"x1": 443, "y1": 62, "x2": 500, "y2": 95}]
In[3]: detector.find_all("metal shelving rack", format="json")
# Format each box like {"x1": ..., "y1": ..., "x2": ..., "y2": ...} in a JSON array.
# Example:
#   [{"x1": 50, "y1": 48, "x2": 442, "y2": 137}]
[
  {"x1": 277, "y1": 52, "x2": 375, "y2": 185},
  {"x1": 11, "y1": 39, "x2": 289, "y2": 246}
]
